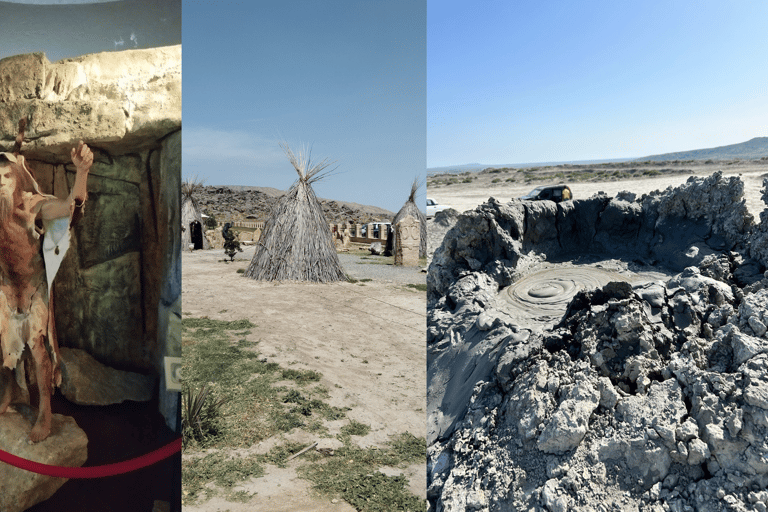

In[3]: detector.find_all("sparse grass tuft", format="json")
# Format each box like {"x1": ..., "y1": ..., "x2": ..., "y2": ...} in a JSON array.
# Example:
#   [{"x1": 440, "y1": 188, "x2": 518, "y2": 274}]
[
  {"x1": 182, "y1": 452, "x2": 263, "y2": 504},
  {"x1": 281, "y1": 368, "x2": 322, "y2": 384},
  {"x1": 297, "y1": 433, "x2": 426, "y2": 512},
  {"x1": 341, "y1": 420, "x2": 371, "y2": 437}
]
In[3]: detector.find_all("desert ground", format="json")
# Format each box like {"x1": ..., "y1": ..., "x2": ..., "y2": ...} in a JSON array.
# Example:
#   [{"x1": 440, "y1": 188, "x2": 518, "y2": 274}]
[
  {"x1": 428, "y1": 160, "x2": 767, "y2": 223},
  {"x1": 182, "y1": 247, "x2": 426, "y2": 511}
]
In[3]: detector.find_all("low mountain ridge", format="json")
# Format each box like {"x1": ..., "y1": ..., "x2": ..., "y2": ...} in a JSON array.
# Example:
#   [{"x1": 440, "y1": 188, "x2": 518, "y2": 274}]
[
  {"x1": 637, "y1": 137, "x2": 768, "y2": 162},
  {"x1": 193, "y1": 185, "x2": 395, "y2": 225}
]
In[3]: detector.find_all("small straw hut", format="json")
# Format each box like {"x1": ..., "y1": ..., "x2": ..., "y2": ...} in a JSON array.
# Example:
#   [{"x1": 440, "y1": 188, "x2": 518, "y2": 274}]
[
  {"x1": 181, "y1": 177, "x2": 210, "y2": 251},
  {"x1": 244, "y1": 143, "x2": 346, "y2": 282},
  {"x1": 387, "y1": 178, "x2": 427, "y2": 259}
]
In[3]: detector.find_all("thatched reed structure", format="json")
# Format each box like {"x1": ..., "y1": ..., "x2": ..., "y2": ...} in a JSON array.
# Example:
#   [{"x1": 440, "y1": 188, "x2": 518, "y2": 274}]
[
  {"x1": 388, "y1": 178, "x2": 426, "y2": 258},
  {"x1": 245, "y1": 144, "x2": 346, "y2": 282},
  {"x1": 181, "y1": 176, "x2": 209, "y2": 251}
]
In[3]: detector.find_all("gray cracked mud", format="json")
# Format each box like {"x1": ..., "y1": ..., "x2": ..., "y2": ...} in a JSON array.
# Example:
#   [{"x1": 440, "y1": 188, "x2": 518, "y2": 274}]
[{"x1": 427, "y1": 172, "x2": 768, "y2": 512}]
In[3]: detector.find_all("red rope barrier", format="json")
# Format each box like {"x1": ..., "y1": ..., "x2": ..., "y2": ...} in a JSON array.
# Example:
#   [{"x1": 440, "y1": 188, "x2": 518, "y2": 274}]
[{"x1": 0, "y1": 437, "x2": 181, "y2": 478}]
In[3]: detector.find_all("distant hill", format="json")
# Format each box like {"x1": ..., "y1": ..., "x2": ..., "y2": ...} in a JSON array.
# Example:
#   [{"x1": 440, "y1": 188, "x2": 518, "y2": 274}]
[
  {"x1": 637, "y1": 137, "x2": 768, "y2": 162},
  {"x1": 428, "y1": 158, "x2": 635, "y2": 175},
  {"x1": 427, "y1": 163, "x2": 488, "y2": 175},
  {"x1": 197, "y1": 185, "x2": 395, "y2": 224}
]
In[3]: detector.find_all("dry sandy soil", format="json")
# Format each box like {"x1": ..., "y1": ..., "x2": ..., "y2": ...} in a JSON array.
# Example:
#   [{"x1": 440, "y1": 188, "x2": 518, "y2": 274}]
[
  {"x1": 428, "y1": 161, "x2": 767, "y2": 222},
  {"x1": 182, "y1": 247, "x2": 426, "y2": 511}
]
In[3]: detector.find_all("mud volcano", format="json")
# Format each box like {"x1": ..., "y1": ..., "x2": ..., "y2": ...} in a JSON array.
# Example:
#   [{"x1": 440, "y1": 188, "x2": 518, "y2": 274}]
[{"x1": 427, "y1": 172, "x2": 768, "y2": 511}]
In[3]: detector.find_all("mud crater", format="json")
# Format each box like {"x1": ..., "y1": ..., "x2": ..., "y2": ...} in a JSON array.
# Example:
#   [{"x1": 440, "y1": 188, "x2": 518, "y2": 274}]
[
  {"x1": 427, "y1": 172, "x2": 768, "y2": 512},
  {"x1": 498, "y1": 261, "x2": 669, "y2": 329}
]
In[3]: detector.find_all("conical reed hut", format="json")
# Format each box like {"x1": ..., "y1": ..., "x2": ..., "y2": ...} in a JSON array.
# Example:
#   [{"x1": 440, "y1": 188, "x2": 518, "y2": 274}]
[
  {"x1": 181, "y1": 176, "x2": 210, "y2": 251},
  {"x1": 244, "y1": 143, "x2": 346, "y2": 282},
  {"x1": 387, "y1": 178, "x2": 426, "y2": 259}
]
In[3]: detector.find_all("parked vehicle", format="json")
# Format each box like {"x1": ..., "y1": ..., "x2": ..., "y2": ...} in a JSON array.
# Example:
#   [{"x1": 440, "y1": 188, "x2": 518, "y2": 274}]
[
  {"x1": 427, "y1": 198, "x2": 450, "y2": 218},
  {"x1": 520, "y1": 185, "x2": 573, "y2": 203}
]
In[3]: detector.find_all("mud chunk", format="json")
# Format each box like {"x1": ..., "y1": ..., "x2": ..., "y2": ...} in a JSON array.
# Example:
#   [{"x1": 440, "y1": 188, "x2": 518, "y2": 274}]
[
  {"x1": 541, "y1": 479, "x2": 570, "y2": 512},
  {"x1": 503, "y1": 361, "x2": 554, "y2": 440},
  {"x1": 749, "y1": 316, "x2": 767, "y2": 337},
  {"x1": 730, "y1": 330, "x2": 768, "y2": 366},
  {"x1": 676, "y1": 418, "x2": 699, "y2": 442},
  {"x1": 635, "y1": 281, "x2": 666, "y2": 308},
  {"x1": 616, "y1": 379, "x2": 687, "y2": 430},
  {"x1": 597, "y1": 376, "x2": 619, "y2": 409},
  {"x1": 625, "y1": 437, "x2": 671, "y2": 487},
  {"x1": 708, "y1": 304, "x2": 734, "y2": 328},
  {"x1": 744, "y1": 380, "x2": 768, "y2": 410},
  {"x1": 687, "y1": 438, "x2": 710, "y2": 465},
  {"x1": 726, "y1": 409, "x2": 744, "y2": 437},
  {"x1": 734, "y1": 289, "x2": 768, "y2": 333},
  {"x1": 537, "y1": 381, "x2": 599, "y2": 454},
  {"x1": 465, "y1": 489, "x2": 487, "y2": 510}
]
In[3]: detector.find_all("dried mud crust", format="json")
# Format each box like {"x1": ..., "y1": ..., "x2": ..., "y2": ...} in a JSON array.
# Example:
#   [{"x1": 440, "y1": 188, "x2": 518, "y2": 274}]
[
  {"x1": 427, "y1": 174, "x2": 768, "y2": 511},
  {"x1": 182, "y1": 247, "x2": 426, "y2": 511}
]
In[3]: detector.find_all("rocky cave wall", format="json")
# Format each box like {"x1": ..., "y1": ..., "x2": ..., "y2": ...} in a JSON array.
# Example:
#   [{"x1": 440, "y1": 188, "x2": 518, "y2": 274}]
[{"x1": 0, "y1": 47, "x2": 181, "y2": 429}]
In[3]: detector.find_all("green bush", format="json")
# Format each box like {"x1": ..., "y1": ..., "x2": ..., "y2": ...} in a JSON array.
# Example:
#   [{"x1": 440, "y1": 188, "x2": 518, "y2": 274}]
[
  {"x1": 204, "y1": 212, "x2": 217, "y2": 230},
  {"x1": 182, "y1": 384, "x2": 228, "y2": 446}
]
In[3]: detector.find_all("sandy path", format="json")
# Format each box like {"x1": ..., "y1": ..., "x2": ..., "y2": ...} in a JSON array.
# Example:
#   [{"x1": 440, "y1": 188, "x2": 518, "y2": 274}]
[
  {"x1": 182, "y1": 248, "x2": 426, "y2": 511},
  {"x1": 429, "y1": 168, "x2": 766, "y2": 221}
]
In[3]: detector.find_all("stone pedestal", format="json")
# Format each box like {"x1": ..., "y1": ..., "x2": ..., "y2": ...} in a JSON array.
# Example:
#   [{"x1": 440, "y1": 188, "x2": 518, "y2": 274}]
[
  {"x1": 0, "y1": 409, "x2": 88, "y2": 512},
  {"x1": 395, "y1": 215, "x2": 420, "y2": 266}
]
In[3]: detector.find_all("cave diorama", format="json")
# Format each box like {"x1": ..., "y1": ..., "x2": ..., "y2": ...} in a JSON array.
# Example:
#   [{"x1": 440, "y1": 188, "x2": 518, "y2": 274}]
[
  {"x1": 428, "y1": 173, "x2": 768, "y2": 511},
  {"x1": 0, "y1": 47, "x2": 180, "y2": 512}
]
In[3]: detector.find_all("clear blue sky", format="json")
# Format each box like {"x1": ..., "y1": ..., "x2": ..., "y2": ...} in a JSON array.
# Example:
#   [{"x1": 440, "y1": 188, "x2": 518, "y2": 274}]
[
  {"x1": 183, "y1": 0, "x2": 426, "y2": 214},
  {"x1": 428, "y1": 1, "x2": 768, "y2": 167}
]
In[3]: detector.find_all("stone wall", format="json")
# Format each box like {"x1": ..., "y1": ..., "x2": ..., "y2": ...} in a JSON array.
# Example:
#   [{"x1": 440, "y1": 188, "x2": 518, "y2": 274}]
[
  {"x1": 202, "y1": 221, "x2": 392, "y2": 250},
  {"x1": 0, "y1": 47, "x2": 181, "y2": 429}
]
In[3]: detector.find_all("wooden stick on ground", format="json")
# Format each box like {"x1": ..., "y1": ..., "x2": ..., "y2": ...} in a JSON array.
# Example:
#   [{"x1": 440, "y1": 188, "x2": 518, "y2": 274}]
[{"x1": 287, "y1": 442, "x2": 319, "y2": 461}]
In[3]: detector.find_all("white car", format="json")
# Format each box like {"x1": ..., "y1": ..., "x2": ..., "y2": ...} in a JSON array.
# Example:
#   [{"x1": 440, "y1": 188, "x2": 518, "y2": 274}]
[{"x1": 427, "y1": 198, "x2": 450, "y2": 218}]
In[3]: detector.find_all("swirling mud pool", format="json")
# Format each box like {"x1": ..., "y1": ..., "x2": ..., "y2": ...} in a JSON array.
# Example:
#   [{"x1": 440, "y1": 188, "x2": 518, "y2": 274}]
[{"x1": 498, "y1": 261, "x2": 671, "y2": 328}]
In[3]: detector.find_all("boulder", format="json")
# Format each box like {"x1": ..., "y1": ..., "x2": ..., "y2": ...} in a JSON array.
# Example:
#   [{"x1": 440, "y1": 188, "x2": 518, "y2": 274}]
[
  {"x1": 369, "y1": 242, "x2": 383, "y2": 255},
  {"x1": 0, "y1": 408, "x2": 88, "y2": 512},
  {"x1": 59, "y1": 348, "x2": 155, "y2": 406}
]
